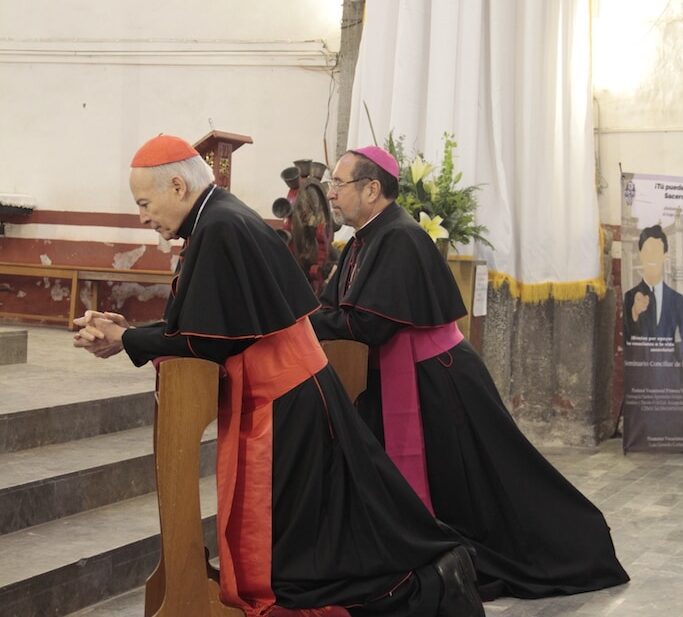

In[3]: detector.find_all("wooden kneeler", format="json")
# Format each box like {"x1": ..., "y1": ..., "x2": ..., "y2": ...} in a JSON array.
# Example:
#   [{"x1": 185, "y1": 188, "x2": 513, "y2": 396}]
[
  {"x1": 144, "y1": 358, "x2": 244, "y2": 617},
  {"x1": 144, "y1": 343, "x2": 367, "y2": 617},
  {"x1": 320, "y1": 340, "x2": 369, "y2": 403}
]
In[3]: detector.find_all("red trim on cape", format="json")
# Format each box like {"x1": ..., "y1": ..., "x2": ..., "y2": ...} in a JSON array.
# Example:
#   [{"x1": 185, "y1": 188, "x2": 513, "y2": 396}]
[
  {"x1": 337, "y1": 302, "x2": 466, "y2": 328},
  {"x1": 163, "y1": 306, "x2": 321, "y2": 340}
]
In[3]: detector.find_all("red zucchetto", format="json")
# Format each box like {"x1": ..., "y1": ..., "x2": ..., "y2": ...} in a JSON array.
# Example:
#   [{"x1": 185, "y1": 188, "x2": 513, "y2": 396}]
[{"x1": 130, "y1": 134, "x2": 200, "y2": 168}]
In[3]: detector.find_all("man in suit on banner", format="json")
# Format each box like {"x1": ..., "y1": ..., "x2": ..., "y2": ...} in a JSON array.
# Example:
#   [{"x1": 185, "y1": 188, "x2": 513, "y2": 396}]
[{"x1": 624, "y1": 224, "x2": 683, "y2": 343}]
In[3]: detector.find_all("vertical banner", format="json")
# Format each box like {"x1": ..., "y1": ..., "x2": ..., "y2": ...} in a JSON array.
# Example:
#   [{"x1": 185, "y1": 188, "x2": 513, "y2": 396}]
[{"x1": 621, "y1": 172, "x2": 683, "y2": 452}]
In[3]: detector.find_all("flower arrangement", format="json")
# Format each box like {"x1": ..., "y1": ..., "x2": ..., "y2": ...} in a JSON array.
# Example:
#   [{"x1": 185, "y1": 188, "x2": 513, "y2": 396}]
[{"x1": 385, "y1": 132, "x2": 492, "y2": 251}]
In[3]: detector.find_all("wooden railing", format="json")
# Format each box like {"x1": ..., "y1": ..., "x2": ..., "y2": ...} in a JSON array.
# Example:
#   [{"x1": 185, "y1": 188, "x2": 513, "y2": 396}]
[{"x1": 0, "y1": 262, "x2": 173, "y2": 328}]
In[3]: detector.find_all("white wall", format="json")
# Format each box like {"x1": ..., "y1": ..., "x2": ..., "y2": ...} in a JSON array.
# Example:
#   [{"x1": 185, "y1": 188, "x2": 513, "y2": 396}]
[
  {"x1": 0, "y1": 0, "x2": 342, "y2": 228},
  {"x1": 0, "y1": 0, "x2": 342, "y2": 42},
  {"x1": 593, "y1": 0, "x2": 683, "y2": 227}
]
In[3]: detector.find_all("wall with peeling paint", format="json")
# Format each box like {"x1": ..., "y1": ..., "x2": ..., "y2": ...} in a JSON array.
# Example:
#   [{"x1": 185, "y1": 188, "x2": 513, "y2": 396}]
[
  {"x1": 0, "y1": 1, "x2": 340, "y2": 324},
  {"x1": 0, "y1": 238, "x2": 176, "y2": 324}
]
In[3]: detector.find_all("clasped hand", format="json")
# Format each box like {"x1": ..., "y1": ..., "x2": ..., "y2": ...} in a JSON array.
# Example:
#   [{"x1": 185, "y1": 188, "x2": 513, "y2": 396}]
[{"x1": 72, "y1": 310, "x2": 130, "y2": 358}]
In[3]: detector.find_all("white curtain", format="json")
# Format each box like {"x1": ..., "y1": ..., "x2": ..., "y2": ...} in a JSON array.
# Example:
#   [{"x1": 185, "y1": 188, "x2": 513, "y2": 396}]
[{"x1": 347, "y1": 0, "x2": 601, "y2": 299}]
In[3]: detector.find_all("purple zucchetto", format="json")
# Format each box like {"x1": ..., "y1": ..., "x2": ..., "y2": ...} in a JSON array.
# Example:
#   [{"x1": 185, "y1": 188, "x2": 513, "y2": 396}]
[{"x1": 350, "y1": 146, "x2": 400, "y2": 180}]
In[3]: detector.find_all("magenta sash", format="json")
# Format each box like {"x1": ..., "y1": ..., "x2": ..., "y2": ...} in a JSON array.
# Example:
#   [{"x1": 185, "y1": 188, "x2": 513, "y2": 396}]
[{"x1": 378, "y1": 322, "x2": 464, "y2": 514}]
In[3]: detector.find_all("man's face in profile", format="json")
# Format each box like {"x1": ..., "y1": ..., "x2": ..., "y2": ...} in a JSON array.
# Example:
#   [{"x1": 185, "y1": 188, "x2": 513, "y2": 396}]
[{"x1": 130, "y1": 167, "x2": 188, "y2": 241}]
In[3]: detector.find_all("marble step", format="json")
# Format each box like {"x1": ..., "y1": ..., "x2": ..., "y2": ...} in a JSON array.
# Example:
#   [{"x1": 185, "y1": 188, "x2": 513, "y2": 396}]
[
  {"x1": 0, "y1": 423, "x2": 217, "y2": 535},
  {"x1": 0, "y1": 391, "x2": 155, "y2": 454},
  {"x1": 0, "y1": 475, "x2": 218, "y2": 617}
]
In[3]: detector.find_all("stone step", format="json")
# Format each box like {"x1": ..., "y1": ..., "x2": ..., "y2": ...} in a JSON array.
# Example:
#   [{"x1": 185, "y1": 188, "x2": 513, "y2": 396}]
[
  {"x1": 0, "y1": 329, "x2": 27, "y2": 366},
  {"x1": 68, "y1": 587, "x2": 145, "y2": 616},
  {"x1": 0, "y1": 476, "x2": 218, "y2": 617},
  {"x1": 0, "y1": 423, "x2": 217, "y2": 535},
  {"x1": 0, "y1": 327, "x2": 223, "y2": 616},
  {"x1": 0, "y1": 391, "x2": 155, "y2": 454},
  {"x1": 0, "y1": 326, "x2": 157, "y2": 456}
]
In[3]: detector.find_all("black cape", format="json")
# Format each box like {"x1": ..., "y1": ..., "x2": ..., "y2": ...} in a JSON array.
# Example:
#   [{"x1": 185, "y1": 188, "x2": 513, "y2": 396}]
[
  {"x1": 311, "y1": 202, "x2": 629, "y2": 600},
  {"x1": 324, "y1": 203, "x2": 467, "y2": 328},
  {"x1": 122, "y1": 187, "x2": 464, "y2": 614}
]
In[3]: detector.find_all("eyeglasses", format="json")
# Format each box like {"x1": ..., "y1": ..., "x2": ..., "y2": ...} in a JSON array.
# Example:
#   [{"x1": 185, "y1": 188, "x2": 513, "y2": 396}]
[{"x1": 328, "y1": 177, "x2": 372, "y2": 191}]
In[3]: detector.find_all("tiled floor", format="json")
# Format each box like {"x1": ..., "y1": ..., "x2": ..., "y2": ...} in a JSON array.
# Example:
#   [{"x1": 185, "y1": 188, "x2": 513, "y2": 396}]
[
  {"x1": 484, "y1": 441, "x2": 683, "y2": 615},
  {"x1": 74, "y1": 439, "x2": 683, "y2": 616},
  {"x1": 3, "y1": 325, "x2": 682, "y2": 616}
]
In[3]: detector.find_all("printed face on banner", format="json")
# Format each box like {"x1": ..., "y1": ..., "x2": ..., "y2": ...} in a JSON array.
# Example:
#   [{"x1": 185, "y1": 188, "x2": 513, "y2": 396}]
[{"x1": 639, "y1": 237, "x2": 666, "y2": 286}]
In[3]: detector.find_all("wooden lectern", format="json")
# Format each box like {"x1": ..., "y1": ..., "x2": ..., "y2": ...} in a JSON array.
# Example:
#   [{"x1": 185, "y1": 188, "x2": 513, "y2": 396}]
[
  {"x1": 144, "y1": 341, "x2": 367, "y2": 616},
  {"x1": 194, "y1": 131, "x2": 253, "y2": 190}
]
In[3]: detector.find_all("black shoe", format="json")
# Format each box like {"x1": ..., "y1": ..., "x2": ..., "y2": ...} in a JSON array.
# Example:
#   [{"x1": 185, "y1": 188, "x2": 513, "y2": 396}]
[{"x1": 434, "y1": 546, "x2": 485, "y2": 617}]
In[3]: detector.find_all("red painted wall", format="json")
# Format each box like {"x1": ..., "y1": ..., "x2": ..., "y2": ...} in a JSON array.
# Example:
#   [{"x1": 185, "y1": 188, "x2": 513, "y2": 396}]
[{"x1": 0, "y1": 211, "x2": 282, "y2": 326}]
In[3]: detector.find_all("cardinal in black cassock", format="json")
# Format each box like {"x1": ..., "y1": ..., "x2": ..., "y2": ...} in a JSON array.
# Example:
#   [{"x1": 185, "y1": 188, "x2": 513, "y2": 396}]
[{"x1": 74, "y1": 135, "x2": 484, "y2": 617}]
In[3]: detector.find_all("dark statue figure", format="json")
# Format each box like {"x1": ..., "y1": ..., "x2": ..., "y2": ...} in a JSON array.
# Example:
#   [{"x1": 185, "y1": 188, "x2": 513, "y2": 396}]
[{"x1": 272, "y1": 159, "x2": 339, "y2": 295}]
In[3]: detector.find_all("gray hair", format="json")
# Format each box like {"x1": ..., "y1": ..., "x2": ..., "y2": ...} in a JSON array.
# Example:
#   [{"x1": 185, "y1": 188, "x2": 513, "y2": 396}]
[{"x1": 150, "y1": 155, "x2": 215, "y2": 193}]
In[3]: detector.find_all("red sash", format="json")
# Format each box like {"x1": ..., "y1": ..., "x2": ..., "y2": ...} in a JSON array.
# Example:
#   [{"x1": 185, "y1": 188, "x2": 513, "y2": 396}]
[
  {"x1": 215, "y1": 317, "x2": 328, "y2": 615},
  {"x1": 378, "y1": 322, "x2": 464, "y2": 514}
]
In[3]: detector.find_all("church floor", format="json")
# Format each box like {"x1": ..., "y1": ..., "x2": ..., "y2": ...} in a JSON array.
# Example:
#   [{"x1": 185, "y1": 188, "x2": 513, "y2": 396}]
[
  {"x1": 72, "y1": 407, "x2": 683, "y2": 616},
  {"x1": 2, "y1": 325, "x2": 681, "y2": 616}
]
